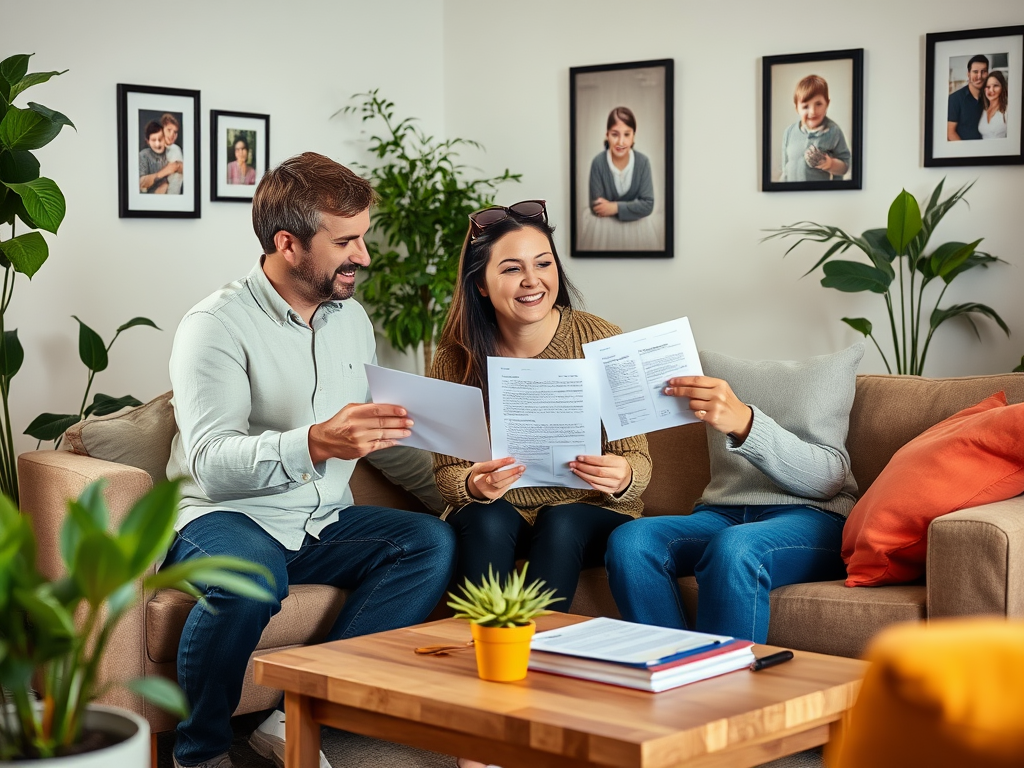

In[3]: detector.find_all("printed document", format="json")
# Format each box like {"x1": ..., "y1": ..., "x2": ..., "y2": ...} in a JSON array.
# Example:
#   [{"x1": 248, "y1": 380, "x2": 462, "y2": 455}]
[
  {"x1": 487, "y1": 357, "x2": 601, "y2": 490},
  {"x1": 364, "y1": 364, "x2": 491, "y2": 463},
  {"x1": 582, "y1": 317, "x2": 703, "y2": 441}
]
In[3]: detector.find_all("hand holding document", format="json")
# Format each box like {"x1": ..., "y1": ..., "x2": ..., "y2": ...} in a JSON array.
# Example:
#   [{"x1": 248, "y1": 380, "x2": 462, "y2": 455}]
[
  {"x1": 487, "y1": 357, "x2": 602, "y2": 490},
  {"x1": 582, "y1": 317, "x2": 703, "y2": 441}
]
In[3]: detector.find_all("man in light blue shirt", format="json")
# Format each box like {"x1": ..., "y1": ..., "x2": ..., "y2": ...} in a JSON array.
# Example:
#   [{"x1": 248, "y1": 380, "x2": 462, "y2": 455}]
[{"x1": 163, "y1": 152, "x2": 455, "y2": 768}]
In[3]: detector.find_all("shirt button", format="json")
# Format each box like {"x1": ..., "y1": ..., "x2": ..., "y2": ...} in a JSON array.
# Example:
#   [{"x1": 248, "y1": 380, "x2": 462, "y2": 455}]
[{"x1": 301, "y1": 473, "x2": 311, "y2": 481}]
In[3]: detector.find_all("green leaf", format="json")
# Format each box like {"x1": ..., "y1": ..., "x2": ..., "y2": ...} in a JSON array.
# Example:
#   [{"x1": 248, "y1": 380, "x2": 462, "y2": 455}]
[
  {"x1": 0, "y1": 106, "x2": 63, "y2": 151},
  {"x1": 930, "y1": 303, "x2": 1010, "y2": 338},
  {"x1": 3, "y1": 177, "x2": 65, "y2": 233},
  {"x1": 0, "y1": 55, "x2": 31, "y2": 102},
  {"x1": 74, "y1": 531, "x2": 130, "y2": 606},
  {"x1": 0, "y1": 149, "x2": 40, "y2": 183},
  {"x1": 116, "y1": 316, "x2": 161, "y2": 333},
  {"x1": 820, "y1": 260, "x2": 892, "y2": 294},
  {"x1": 84, "y1": 393, "x2": 142, "y2": 419},
  {"x1": 13, "y1": 586, "x2": 76, "y2": 657},
  {"x1": 0, "y1": 230, "x2": 47, "y2": 276},
  {"x1": 0, "y1": 329, "x2": 24, "y2": 378},
  {"x1": 935, "y1": 239, "x2": 983, "y2": 283},
  {"x1": 125, "y1": 677, "x2": 190, "y2": 720},
  {"x1": 1014, "y1": 356, "x2": 1024, "y2": 373},
  {"x1": 886, "y1": 189, "x2": 923, "y2": 254},
  {"x1": 23, "y1": 412, "x2": 79, "y2": 441},
  {"x1": 842, "y1": 317, "x2": 873, "y2": 336},
  {"x1": 27, "y1": 102, "x2": 75, "y2": 131},
  {"x1": 145, "y1": 555, "x2": 275, "y2": 600},
  {"x1": 119, "y1": 479, "x2": 181, "y2": 575},
  {"x1": 9, "y1": 69, "x2": 68, "y2": 102},
  {"x1": 73, "y1": 315, "x2": 108, "y2": 372}
]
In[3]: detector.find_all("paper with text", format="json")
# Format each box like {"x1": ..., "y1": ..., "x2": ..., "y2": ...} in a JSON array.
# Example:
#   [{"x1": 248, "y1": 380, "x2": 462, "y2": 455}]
[
  {"x1": 364, "y1": 364, "x2": 491, "y2": 463},
  {"x1": 582, "y1": 317, "x2": 703, "y2": 441},
  {"x1": 487, "y1": 357, "x2": 601, "y2": 490},
  {"x1": 531, "y1": 617, "x2": 732, "y2": 665}
]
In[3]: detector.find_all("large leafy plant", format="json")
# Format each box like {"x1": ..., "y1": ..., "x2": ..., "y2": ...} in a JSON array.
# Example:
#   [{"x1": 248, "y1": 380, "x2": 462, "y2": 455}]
[
  {"x1": 447, "y1": 564, "x2": 561, "y2": 628},
  {"x1": 340, "y1": 90, "x2": 521, "y2": 371},
  {"x1": 763, "y1": 180, "x2": 1008, "y2": 375},
  {"x1": 0, "y1": 54, "x2": 74, "y2": 503},
  {"x1": 0, "y1": 479, "x2": 273, "y2": 760}
]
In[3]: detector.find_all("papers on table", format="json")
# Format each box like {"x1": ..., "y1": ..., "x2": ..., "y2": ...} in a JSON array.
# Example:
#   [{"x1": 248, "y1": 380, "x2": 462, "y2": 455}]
[
  {"x1": 581, "y1": 317, "x2": 703, "y2": 441},
  {"x1": 487, "y1": 357, "x2": 601, "y2": 490},
  {"x1": 364, "y1": 364, "x2": 491, "y2": 463}
]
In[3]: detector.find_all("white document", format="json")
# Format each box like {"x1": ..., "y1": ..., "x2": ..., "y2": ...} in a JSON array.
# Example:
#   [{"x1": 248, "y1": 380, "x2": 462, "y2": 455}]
[
  {"x1": 487, "y1": 357, "x2": 601, "y2": 490},
  {"x1": 530, "y1": 616, "x2": 732, "y2": 666},
  {"x1": 582, "y1": 317, "x2": 704, "y2": 441},
  {"x1": 364, "y1": 364, "x2": 491, "y2": 463}
]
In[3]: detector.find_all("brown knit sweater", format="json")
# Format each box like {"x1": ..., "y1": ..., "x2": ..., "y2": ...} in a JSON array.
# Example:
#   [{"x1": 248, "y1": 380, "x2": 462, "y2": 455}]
[{"x1": 430, "y1": 307, "x2": 651, "y2": 523}]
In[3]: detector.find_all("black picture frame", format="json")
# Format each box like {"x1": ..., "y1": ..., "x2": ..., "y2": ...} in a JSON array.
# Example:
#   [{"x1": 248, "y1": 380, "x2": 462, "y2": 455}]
[
  {"x1": 569, "y1": 59, "x2": 674, "y2": 259},
  {"x1": 761, "y1": 49, "x2": 863, "y2": 192},
  {"x1": 116, "y1": 84, "x2": 200, "y2": 218},
  {"x1": 210, "y1": 110, "x2": 270, "y2": 202},
  {"x1": 924, "y1": 25, "x2": 1023, "y2": 167}
]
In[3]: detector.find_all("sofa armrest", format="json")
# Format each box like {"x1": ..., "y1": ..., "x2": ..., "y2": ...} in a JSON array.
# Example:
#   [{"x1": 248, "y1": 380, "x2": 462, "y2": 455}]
[{"x1": 926, "y1": 496, "x2": 1024, "y2": 619}]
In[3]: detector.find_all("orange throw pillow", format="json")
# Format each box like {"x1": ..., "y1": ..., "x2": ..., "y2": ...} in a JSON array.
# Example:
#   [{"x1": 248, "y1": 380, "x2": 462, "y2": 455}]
[{"x1": 842, "y1": 392, "x2": 1024, "y2": 587}]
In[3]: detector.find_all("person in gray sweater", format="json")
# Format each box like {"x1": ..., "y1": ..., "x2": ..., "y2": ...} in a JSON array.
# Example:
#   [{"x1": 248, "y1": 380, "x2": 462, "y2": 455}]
[
  {"x1": 605, "y1": 344, "x2": 863, "y2": 643},
  {"x1": 589, "y1": 106, "x2": 654, "y2": 221}
]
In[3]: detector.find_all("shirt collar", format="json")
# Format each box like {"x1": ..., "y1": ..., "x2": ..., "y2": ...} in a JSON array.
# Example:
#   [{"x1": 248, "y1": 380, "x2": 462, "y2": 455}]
[
  {"x1": 606, "y1": 148, "x2": 635, "y2": 177},
  {"x1": 246, "y1": 258, "x2": 348, "y2": 328},
  {"x1": 800, "y1": 117, "x2": 832, "y2": 137}
]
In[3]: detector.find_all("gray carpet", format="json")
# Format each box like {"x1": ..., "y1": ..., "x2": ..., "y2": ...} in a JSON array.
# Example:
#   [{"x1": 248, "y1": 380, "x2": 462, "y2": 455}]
[{"x1": 157, "y1": 710, "x2": 823, "y2": 768}]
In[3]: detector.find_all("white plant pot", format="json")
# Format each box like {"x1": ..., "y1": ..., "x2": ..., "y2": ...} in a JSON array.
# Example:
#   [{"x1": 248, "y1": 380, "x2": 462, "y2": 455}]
[{"x1": 6, "y1": 704, "x2": 150, "y2": 767}]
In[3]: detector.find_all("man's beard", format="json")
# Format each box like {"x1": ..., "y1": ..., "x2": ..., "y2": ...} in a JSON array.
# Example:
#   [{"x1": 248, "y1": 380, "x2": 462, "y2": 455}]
[{"x1": 292, "y1": 258, "x2": 360, "y2": 303}]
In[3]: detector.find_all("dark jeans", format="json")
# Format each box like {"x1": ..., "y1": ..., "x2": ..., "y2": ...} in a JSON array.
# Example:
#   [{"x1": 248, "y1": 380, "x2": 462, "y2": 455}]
[
  {"x1": 162, "y1": 508, "x2": 455, "y2": 765},
  {"x1": 605, "y1": 504, "x2": 847, "y2": 643},
  {"x1": 447, "y1": 499, "x2": 629, "y2": 607}
]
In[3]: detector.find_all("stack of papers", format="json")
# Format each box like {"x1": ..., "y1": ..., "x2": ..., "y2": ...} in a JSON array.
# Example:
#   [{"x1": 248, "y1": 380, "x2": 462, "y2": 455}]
[{"x1": 529, "y1": 617, "x2": 754, "y2": 692}]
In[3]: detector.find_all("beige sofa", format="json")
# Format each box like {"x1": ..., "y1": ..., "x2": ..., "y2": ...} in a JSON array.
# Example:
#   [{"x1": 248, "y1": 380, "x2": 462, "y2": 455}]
[{"x1": 18, "y1": 372, "x2": 1024, "y2": 738}]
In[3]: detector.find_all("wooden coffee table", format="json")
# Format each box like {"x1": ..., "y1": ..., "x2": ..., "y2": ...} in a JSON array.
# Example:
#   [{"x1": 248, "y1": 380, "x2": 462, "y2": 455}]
[{"x1": 254, "y1": 613, "x2": 866, "y2": 768}]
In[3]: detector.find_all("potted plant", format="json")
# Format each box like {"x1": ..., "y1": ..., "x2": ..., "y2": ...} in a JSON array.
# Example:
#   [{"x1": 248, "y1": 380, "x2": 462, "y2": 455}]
[
  {"x1": 0, "y1": 478, "x2": 273, "y2": 764},
  {"x1": 762, "y1": 179, "x2": 1008, "y2": 375},
  {"x1": 338, "y1": 90, "x2": 521, "y2": 372},
  {"x1": 447, "y1": 564, "x2": 561, "y2": 682}
]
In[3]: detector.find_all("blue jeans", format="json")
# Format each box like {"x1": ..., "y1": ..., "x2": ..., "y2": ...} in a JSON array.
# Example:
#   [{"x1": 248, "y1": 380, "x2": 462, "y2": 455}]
[
  {"x1": 448, "y1": 500, "x2": 629, "y2": 606},
  {"x1": 163, "y1": 508, "x2": 455, "y2": 766},
  {"x1": 605, "y1": 504, "x2": 846, "y2": 643}
]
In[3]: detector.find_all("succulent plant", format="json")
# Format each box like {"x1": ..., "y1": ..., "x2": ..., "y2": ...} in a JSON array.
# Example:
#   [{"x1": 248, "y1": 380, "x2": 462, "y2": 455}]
[{"x1": 447, "y1": 564, "x2": 562, "y2": 628}]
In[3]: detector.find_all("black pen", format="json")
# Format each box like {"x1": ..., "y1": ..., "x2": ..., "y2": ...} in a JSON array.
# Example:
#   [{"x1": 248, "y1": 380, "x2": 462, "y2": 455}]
[{"x1": 749, "y1": 650, "x2": 794, "y2": 671}]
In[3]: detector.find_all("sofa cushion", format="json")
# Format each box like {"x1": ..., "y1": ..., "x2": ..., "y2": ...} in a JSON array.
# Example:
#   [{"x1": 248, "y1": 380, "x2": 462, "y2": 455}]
[
  {"x1": 146, "y1": 584, "x2": 348, "y2": 663},
  {"x1": 64, "y1": 391, "x2": 176, "y2": 483},
  {"x1": 843, "y1": 392, "x2": 1024, "y2": 587}
]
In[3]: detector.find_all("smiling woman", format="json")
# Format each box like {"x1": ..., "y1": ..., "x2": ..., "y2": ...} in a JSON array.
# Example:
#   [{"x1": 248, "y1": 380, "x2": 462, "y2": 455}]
[{"x1": 428, "y1": 201, "x2": 652, "y2": 620}]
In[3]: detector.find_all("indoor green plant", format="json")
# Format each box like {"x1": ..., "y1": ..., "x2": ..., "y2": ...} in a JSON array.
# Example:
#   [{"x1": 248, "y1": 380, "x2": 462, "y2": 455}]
[
  {"x1": 339, "y1": 90, "x2": 521, "y2": 372},
  {"x1": 0, "y1": 53, "x2": 74, "y2": 503},
  {"x1": 0, "y1": 478, "x2": 273, "y2": 762},
  {"x1": 447, "y1": 564, "x2": 561, "y2": 682},
  {"x1": 762, "y1": 180, "x2": 1008, "y2": 375}
]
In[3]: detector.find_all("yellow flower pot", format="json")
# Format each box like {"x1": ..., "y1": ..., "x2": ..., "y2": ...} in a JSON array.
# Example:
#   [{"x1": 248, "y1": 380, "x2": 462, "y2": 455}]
[{"x1": 470, "y1": 621, "x2": 536, "y2": 682}]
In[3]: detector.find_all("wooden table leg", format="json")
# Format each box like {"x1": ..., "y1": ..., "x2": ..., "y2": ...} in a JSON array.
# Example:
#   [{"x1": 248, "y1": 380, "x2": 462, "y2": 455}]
[{"x1": 284, "y1": 691, "x2": 321, "y2": 768}]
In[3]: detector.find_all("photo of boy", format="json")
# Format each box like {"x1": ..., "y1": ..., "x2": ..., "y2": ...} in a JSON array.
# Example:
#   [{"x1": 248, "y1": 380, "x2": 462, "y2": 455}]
[
  {"x1": 138, "y1": 120, "x2": 180, "y2": 194},
  {"x1": 160, "y1": 113, "x2": 184, "y2": 194},
  {"x1": 779, "y1": 75, "x2": 852, "y2": 182}
]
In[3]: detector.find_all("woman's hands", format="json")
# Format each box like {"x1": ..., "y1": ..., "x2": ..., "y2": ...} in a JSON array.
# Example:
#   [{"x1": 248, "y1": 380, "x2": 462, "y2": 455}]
[
  {"x1": 664, "y1": 375, "x2": 754, "y2": 442},
  {"x1": 592, "y1": 197, "x2": 619, "y2": 217},
  {"x1": 570, "y1": 454, "x2": 633, "y2": 495},
  {"x1": 466, "y1": 457, "x2": 525, "y2": 501}
]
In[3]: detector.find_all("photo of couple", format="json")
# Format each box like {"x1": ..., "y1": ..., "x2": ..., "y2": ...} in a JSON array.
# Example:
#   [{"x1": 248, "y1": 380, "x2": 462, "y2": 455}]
[
  {"x1": 138, "y1": 111, "x2": 184, "y2": 195},
  {"x1": 947, "y1": 53, "x2": 1009, "y2": 141}
]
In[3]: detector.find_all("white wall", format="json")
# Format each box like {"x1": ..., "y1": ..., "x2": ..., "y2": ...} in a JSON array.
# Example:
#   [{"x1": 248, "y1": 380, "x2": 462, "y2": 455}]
[
  {"x1": 443, "y1": 0, "x2": 1024, "y2": 374},
  {"x1": 3, "y1": 0, "x2": 445, "y2": 453}
]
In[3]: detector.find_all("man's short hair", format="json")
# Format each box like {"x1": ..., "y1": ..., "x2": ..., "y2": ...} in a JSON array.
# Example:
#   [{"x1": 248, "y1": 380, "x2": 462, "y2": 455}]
[
  {"x1": 794, "y1": 75, "x2": 829, "y2": 104},
  {"x1": 967, "y1": 54, "x2": 990, "y2": 72},
  {"x1": 144, "y1": 120, "x2": 164, "y2": 140},
  {"x1": 160, "y1": 113, "x2": 180, "y2": 129},
  {"x1": 252, "y1": 152, "x2": 377, "y2": 254}
]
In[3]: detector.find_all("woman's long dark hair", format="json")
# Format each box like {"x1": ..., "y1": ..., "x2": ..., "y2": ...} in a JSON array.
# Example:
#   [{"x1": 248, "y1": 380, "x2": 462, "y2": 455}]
[
  {"x1": 981, "y1": 71, "x2": 1009, "y2": 114},
  {"x1": 436, "y1": 216, "x2": 582, "y2": 399}
]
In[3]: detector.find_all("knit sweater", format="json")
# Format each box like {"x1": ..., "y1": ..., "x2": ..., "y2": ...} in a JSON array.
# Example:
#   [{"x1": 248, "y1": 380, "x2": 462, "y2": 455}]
[{"x1": 430, "y1": 307, "x2": 651, "y2": 523}]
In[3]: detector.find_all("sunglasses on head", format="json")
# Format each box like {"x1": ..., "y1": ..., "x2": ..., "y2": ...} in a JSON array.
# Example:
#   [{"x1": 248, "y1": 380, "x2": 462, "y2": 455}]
[{"x1": 468, "y1": 199, "x2": 547, "y2": 238}]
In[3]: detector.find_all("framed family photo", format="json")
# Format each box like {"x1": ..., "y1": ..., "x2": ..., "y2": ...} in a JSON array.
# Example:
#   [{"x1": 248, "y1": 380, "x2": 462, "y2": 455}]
[
  {"x1": 116, "y1": 84, "x2": 200, "y2": 218},
  {"x1": 569, "y1": 58, "x2": 673, "y2": 259},
  {"x1": 210, "y1": 110, "x2": 270, "y2": 202},
  {"x1": 762, "y1": 49, "x2": 864, "y2": 192},
  {"x1": 924, "y1": 25, "x2": 1023, "y2": 167}
]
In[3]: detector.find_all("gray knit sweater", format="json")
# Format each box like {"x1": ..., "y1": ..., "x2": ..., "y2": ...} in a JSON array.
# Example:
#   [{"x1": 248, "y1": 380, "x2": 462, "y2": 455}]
[
  {"x1": 697, "y1": 344, "x2": 864, "y2": 518},
  {"x1": 588, "y1": 150, "x2": 654, "y2": 221}
]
